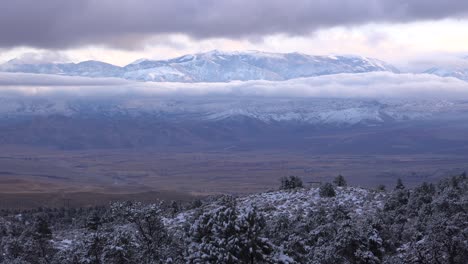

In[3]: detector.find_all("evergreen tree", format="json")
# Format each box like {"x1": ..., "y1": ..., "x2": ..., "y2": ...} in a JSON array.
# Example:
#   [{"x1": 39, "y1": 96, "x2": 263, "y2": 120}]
[
  {"x1": 86, "y1": 211, "x2": 102, "y2": 231},
  {"x1": 187, "y1": 203, "x2": 240, "y2": 263},
  {"x1": 30, "y1": 216, "x2": 56, "y2": 264},
  {"x1": 111, "y1": 202, "x2": 178, "y2": 263},
  {"x1": 395, "y1": 178, "x2": 405, "y2": 190},
  {"x1": 319, "y1": 183, "x2": 336, "y2": 197},
  {"x1": 333, "y1": 175, "x2": 347, "y2": 187},
  {"x1": 84, "y1": 232, "x2": 106, "y2": 264},
  {"x1": 280, "y1": 176, "x2": 303, "y2": 190},
  {"x1": 187, "y1": 200, "x2": 276, "y2": 263},
  {"x1": 33, "y1": 216, "x2": 52, "y2": 240},
  {"x1": 170, "y1": 200, "x2": 180, "y2": 217},
  {"x1": 376, "y1": 184, "x2": 386, "y2": 191},
  {"x1": 237, "y1": 206, "x2": 274, "y2": 263},
  {"x1": 101, "y1": 228, "x2": 139, "y2": 264}
]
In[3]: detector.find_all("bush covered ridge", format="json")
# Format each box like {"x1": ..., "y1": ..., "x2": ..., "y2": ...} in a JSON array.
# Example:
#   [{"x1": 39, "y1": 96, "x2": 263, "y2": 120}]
[{"x1": 0, "y1": 174, "x2": 466, "y2": 263}]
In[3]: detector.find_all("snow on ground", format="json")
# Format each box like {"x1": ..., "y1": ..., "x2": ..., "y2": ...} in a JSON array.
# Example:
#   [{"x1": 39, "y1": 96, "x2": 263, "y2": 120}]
[
  {"x1": 237, "y1": 186, "x2": 385, "y2": 219},
  {"x1": 167, "y1": 186, "x2": 386, "y2": 228}
]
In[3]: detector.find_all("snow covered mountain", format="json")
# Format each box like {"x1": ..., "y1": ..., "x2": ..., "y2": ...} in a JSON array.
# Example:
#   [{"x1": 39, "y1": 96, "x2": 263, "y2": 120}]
[
  {"x1": 423, "y1": 56, "x2": 468, "y2": 81},
  {"x1": 0, "y1": 59, "x2": 124, "y2": 78},
  {"x1": 0, "y1": 97, "x2": 460, "y2": 125},
  {"x1": 0, "y1": 50, "x2": 399, "y2": 82},
  {"x1": 121, "y1": 50, "x2": 400, "y2": 82},
  {"x1": 424, "y1": 66, "x2": 468, "y2": 81},
  {"x1": 0, "y1": 95, "x2": 467, "y2": 151}
]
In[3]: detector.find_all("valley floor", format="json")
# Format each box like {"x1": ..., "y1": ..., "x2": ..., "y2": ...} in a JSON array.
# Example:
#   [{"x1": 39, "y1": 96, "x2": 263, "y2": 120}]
[{"x1": 0, "y1": 146, "x2": 466, "y2": 209}]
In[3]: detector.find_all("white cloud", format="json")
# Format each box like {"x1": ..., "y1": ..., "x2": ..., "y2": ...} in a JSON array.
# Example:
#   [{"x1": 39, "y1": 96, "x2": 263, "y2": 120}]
[{"x1": 1, "y1": 72, "x2": 467, "y2": 99}]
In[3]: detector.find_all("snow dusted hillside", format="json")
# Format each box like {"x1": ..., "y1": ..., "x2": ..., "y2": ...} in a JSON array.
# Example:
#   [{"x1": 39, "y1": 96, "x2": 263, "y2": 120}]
[
  {"x1": 17, "y1": 174, "x2": 463, "y2": 263},
  {"x1": 0, "y1": 50, "x2": 399, "y2": 82},
  {"x1": 168, "y1": 186, "x2": 386, "y2": 229},
  {"x1": 0, "y1": 96, "x2": 463, "y2": 126}
]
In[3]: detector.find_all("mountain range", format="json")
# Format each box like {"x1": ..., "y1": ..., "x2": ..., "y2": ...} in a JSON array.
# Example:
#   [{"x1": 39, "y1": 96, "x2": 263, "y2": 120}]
[
  {"x1": 1, "y1": 50, "x2": 467, "y2": 151},
  {"x1": 424, "y1": 63, "x2": 468, "y2": 81},
  {"x1": 0, "y1": 95, "x2": 467, "y2": 153},
  {"x1": 0, "y1": 96, "x2": 460, "y2": 125},
  {"x1": 3, "y1": 50, "x2": 468, "y2": 82},
  {"x1": 0, "y1": 50, "x2": 400, "y2": 82}
]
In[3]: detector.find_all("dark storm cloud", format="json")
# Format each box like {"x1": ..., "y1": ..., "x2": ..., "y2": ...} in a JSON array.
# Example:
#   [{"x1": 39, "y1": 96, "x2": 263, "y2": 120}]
[{"x1": 1, "y1": 0, "x2": 468, "y2": 49}]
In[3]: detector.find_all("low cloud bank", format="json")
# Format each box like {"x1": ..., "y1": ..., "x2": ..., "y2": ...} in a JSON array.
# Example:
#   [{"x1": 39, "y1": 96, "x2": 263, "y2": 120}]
[{"x1": 0, "y1": 71, "x2": 467, "y2": 99}]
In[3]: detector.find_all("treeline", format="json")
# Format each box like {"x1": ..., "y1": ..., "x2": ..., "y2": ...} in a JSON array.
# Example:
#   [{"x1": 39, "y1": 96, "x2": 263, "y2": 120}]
[{"x1": 0, "y1": 173, "x2": 466, "y2": 263}]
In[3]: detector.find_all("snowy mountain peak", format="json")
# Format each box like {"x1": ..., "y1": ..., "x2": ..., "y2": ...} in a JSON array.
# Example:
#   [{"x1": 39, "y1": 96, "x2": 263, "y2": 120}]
[
  {"x1": 129, "y1": 58, "x2": 149, "y2": 65},
  {"x1": 203, "y1": 49, "x2": 225, "y2": 56},
  {"x1": 76, "y1": 60, "x2": 112, "y2": 66},
  {"x1": 122, "y1": 50, "x2": 400, "y2": 82}
]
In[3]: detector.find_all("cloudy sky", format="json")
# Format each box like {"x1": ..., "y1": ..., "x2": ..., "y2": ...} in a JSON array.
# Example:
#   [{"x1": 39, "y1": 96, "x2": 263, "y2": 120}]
[{"x1": 1, "y1": 0, "x2": 468, "y2": 70}]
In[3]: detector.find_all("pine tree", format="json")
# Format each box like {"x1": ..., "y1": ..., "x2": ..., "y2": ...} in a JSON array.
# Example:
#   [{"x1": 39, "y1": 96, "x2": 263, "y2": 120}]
[
  {"x1": 86, "y1": 212, "x2": 102, "y2": 231},
  {"x1": 188, "y1": 202, "x2": 277, "y2": 263},
  {"x1": 111, "y1": 202, "x2": 177, "y2": 263},
  {"x1": 280, "y1": 176, "x2": 303, "y2": 190},
  {"x1": 33, "y1": 217, "x2": 52, "y2": 240},
  {"x1": 319, "y1": 183, "x2": 336, "y2": 197},
  {"x1": 101, "y1": 228, "x2": 138, "y2": 264},
  {"x1": 237, "y1": 206, "x2": 274, "y2": 263},
  {"x1": 187, "y1": 203, "x2": 240, "y2": 263},
  {"x1": 30, "y1": 216, "x2": 56, "y2": 263},
  {"x1": 84, "y1": 232, "x2": 106, "y2": 264},
  {"x1": 333, "y1": 175, "x2": 347, "y2": 187},
  {"x1": 395, "y1": 178, "x2": 405, "y2": 190},
  {"x1": 170, "y1": 201, "x2": 180, "y2": 217}
]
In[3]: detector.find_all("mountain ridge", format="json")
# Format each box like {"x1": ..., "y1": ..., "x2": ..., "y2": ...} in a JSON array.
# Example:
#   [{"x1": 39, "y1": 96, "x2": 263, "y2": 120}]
[
  {"x1": 422, "y1": 55, "x2": 468, "y2": 81},
  {"x1": 0, "y1": 50, "x2": 399, "y2": 83}
]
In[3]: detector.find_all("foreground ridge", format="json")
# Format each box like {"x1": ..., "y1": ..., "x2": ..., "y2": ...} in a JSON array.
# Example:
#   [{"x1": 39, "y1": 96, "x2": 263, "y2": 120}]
[{"x1": 0, "y1": 174, "x2": 466, "y2": 263}]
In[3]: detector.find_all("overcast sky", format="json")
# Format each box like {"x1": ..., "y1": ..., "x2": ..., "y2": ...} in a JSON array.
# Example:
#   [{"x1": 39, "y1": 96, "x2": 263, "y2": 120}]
[{"x1": 1, "y1": 0, "x2": 468, "y2": 70}]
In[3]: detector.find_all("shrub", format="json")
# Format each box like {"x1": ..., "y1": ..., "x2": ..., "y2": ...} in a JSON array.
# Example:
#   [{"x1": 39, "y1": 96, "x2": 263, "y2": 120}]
[
  {"x1": 280, "y1": 175, "x2": 303, "y2": 190},
  {"x1": 395, "y1": 178, "x2": 405, "y2": 190},
  {"x1": 333, "y1": 175, "x2": 347, "y2": 187},
  {"x1": 376, "y1": 184, "x2": 386, "y2": 191},
  {"x1": 319, "y1": 183, "x2": 336, "y2": 197}
]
